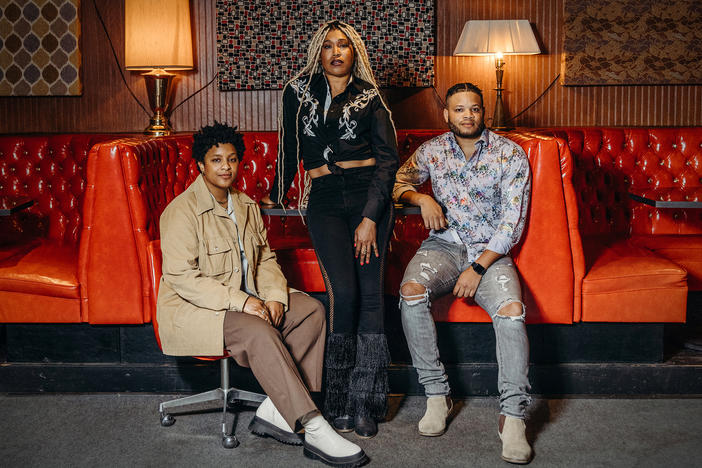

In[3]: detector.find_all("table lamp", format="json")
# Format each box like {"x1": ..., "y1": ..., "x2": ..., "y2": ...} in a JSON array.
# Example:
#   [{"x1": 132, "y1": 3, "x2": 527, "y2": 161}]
[
  {"x1": 124, "y1": 0, "x2": 194, "y2": 136},
  {"x1": 454, "y1": 20, "x2": 540, "y2": 130}
]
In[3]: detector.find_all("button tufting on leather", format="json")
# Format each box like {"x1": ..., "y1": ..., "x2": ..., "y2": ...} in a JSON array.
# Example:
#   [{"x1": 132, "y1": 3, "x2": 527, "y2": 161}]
[
  {"x1": 647, "y1": 178, "x2": 653, "y2": 184},
  {"x1": 672, "y1": 143, "x2": 677, "y2": 148}
]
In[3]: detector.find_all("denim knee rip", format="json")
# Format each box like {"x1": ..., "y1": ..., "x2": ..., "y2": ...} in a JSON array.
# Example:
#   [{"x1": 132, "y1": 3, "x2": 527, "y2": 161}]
[
  {"x1": 492, "y1": 300, "x2": 526, "y2": 322},
  {"x1": 398, "y1": 281, "x2": 431, "y2": 308}
]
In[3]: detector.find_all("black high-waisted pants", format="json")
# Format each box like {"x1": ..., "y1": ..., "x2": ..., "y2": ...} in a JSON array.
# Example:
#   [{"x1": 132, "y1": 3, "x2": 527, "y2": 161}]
[{"x1": 306, "y1": 166, "x2": 394, "y2": 420}]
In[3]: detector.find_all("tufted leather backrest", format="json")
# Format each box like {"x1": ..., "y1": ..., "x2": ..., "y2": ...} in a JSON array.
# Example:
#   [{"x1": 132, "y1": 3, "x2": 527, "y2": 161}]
[
  {"x1": 134, "y1": 131, "x2": 444, "y2": 244},
  {"x1": 537, "y1": 128, "x2": 702, "y2": 236},
  {"x1": 0, "y1": 135, "x2": 123, "y2": 245},
  {"x1": 81, "y1": 129, "x2": 580, "y2": 325},
  {"x1": 387, "y1": 129, "x2": 578, "y2": 324},
  {"x1": 80, "y1": 132, "x2": 309, "y2": 324}
]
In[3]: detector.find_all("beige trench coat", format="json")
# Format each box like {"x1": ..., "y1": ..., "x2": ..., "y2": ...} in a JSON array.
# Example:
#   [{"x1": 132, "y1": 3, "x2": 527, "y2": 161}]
[{"x1": 156, "y1": 175, "x2": 288, "y2": 356}]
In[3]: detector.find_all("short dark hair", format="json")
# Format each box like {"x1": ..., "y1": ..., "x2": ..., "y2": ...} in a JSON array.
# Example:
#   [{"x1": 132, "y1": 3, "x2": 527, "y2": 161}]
[
  {"x1": 445, "y1": 82, "x2": 484, "y2": 108},
  {"x1": 192, "y1": 121, "x2": 245, "y2": 166}
]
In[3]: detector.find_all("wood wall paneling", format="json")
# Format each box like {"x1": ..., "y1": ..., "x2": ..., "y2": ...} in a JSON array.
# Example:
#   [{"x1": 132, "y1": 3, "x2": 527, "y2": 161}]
[
  {"x1": 0, "y1": 0, "x2": 700, "y2": 133},
  {"x1": 437, "y1": 0, "x2": 701, "y2": 128}
]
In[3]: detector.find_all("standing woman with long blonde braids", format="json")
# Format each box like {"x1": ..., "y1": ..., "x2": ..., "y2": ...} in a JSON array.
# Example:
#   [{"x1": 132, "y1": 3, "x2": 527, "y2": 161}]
[{"x1": 261, "y1": 20, "x2": 399, "y2": 439}]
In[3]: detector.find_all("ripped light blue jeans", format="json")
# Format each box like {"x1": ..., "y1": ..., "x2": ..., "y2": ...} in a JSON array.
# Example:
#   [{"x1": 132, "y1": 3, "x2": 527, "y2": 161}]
[{"x1": 399, "y1": 236, "x2": 531, "y2": 419}]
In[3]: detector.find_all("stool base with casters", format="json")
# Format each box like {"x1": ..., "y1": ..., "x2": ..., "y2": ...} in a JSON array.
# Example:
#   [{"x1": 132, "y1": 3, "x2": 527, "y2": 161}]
[{"x1": 158, "y1": 356, "x2": 266, "y2": 448}]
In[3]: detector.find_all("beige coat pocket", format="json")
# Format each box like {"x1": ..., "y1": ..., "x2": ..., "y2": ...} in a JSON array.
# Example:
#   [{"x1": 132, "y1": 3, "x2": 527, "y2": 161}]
[{"x1": 202, "y1": 237, "x2": 233, "y2": 276}]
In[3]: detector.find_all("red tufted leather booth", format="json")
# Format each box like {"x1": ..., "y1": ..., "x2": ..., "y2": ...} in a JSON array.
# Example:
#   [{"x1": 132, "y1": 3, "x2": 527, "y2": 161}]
[
  {"x1": 0, "y1": 134, "x2": 126, "y2": 322},
  {"x1": 4, "y1": 128, "x2": 691, "y2": 326},
  {"x1": 534, "y1": 128, "x2": 697, "y2": 322},
  {"x1": 388, "y1": 130, "x2": 577, "y2": 324},
  {"x1": 80, "y1": 133, "x2": 323, "y2": 325},
  {"x1": 97, "y1": 130, "x2": 576, "y2": 326}
]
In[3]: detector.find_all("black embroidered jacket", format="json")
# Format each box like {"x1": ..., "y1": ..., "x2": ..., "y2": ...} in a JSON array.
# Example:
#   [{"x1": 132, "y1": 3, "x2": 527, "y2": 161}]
[{"x1": 270, "y1": 72, "x2": 399, "y2": 222}]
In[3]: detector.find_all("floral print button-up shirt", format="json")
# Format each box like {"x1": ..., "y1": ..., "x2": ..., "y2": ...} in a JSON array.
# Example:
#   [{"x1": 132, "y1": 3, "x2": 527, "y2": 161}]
[{"x1": 393, "y1": 130, "x2": 531, "y2": 262}]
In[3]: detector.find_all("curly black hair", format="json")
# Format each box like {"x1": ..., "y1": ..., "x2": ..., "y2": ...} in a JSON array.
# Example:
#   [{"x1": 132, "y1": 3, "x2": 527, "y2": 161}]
[
  {"x1": 445, "y1": 82, "x2": 484, "y2": 108},
  {"x1": 192, "y1": 121, "x2": 246, "y2": 168}
]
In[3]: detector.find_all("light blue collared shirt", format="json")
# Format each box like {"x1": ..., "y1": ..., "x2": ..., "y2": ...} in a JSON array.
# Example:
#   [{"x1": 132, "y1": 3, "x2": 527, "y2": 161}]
[{"x1": 213, "y1": 192, "x2": 254, "y2": 295}]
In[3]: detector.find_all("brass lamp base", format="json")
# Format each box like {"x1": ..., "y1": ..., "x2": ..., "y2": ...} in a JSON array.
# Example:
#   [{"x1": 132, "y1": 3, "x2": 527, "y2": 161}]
[
  {"x1": 142, "y1": 69, "x2": 175, "y2": 136},
  {"x1": 490, "y1": 56, "x2": 513, "y2": 131},
  {"x1": 145, "y1": 110, "x2": 172, "y2": 136},
  {"x1": 492, "y1": 88, "x2": 512, "y2": 131}
]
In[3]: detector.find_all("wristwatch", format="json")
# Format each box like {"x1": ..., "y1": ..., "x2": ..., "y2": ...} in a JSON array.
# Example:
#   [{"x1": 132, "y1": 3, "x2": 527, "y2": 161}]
[{"x1": 471, "y1": 261, "x2": 486, "y2": 276}]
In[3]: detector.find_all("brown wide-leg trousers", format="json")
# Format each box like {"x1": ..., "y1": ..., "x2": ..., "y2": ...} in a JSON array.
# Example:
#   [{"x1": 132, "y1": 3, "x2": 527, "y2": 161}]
[{"x1": 223, "y1": 292, "x2": 326, "y2": 429}]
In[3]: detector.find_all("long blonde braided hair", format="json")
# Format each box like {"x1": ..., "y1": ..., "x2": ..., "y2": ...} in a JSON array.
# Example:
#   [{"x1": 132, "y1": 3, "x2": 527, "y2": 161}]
[{"x1": 274, "y1": 20, "x2": 397, "y2": 208}]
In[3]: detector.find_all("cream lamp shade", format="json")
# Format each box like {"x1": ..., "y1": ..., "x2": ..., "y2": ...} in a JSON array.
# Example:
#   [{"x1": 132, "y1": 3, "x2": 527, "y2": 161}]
[
  {"x1": 453, "y1": 20, "x2": 540, "y2": 56},
  {"x1": 453, "y1": 20, "x2": 540, "y2": 130},
  {"x1": 124, "y1": 0, "x2": 194, "y2": 70}
]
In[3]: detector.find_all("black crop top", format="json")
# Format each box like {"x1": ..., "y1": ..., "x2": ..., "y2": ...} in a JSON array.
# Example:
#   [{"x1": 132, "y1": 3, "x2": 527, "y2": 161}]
[{"x1": 270, "y1": 73, "x2": 399, "y2": 222}]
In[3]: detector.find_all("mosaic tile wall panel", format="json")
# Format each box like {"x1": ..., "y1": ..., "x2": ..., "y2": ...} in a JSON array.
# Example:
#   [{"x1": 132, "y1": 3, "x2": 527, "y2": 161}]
[
  {"x1": 216, "y1": 0, "x2": 435, "y2": 90},
  {"x1": 0, "y1": 0, "x2": 82, "y2": 96},
  {"x1": 563, "y1": 0, "x2": 702, "y2": 85}
]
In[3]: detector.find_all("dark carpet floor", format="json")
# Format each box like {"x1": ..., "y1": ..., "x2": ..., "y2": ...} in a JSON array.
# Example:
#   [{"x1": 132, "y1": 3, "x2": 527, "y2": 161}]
[{"x1": 3, "y1": 393, "x2": 702, "y2": 467}]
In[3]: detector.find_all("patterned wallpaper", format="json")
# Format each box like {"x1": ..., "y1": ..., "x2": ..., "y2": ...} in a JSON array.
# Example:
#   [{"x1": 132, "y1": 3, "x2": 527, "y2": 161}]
[
  {"x1": 1, "y1": 0, "x2": 701, "y2": 133},
  {"x1": 563, "y1": 0, "x2": 702, "y2": 85},
  {"x1": 0, "y1": 0, "x2": 82, "y2": 96},
  {"x1": 216, "y1": 0, "x2": 435, "y2": 90}
]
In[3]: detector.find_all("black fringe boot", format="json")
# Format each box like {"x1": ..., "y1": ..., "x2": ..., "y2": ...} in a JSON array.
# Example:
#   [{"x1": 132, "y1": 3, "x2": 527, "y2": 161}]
[
  {"x1": 323, "y1": 333, "x2": 356, "y2": 420},
  {"x1": 346, "y1": 333, "x2": 390, "y2": 437}
]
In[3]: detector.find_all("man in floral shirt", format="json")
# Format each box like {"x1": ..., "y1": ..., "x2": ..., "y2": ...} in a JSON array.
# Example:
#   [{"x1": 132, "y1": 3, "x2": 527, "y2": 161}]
[{"x1": 393, "y1": 83, "x2": 533, "y2": 464}]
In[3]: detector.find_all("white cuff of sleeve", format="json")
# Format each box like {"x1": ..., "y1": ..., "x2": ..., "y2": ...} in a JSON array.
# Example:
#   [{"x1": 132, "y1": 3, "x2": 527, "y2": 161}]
[{"x1": 486, "y1": 234, "x2": 513, "y2": 256}]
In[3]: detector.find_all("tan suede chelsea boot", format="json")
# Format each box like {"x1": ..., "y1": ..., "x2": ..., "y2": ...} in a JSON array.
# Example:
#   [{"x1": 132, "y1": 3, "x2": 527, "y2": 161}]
[
  {"x1": 499, "y1": 415, "x2": 533, "y2": 464},
  {"x1": 418, "y1": 395, "x2": 453, "y2": 436}
]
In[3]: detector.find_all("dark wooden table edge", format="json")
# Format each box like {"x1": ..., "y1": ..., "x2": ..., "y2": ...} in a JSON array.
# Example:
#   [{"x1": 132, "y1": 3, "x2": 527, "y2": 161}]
[
  {"x1": 0, "y1": 198, "x2": 34, "y2": 216},
  {"x1": 627, "y1": 193, "x2": 702, "y2": 209},
  {"x1": 261, "y1": 203, "x2": 421, "y2": 216}
]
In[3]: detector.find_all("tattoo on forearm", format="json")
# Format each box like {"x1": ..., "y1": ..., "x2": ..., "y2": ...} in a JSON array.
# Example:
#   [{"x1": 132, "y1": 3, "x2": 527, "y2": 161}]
[{"x1": 397, "y1": 164, "x2": 422, "y2": 184}]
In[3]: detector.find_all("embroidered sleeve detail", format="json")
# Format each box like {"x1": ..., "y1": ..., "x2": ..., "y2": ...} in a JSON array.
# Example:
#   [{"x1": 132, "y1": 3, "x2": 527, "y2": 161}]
[
  {"x1": 339, "y1": 88, "x2": 379, "y2": 140},
  {"x1": 290, "y1": 77, "x2": 319, "y2": 137},
  {"x1": 392, "y1": 148, "x2": 430, "y2": 201}
]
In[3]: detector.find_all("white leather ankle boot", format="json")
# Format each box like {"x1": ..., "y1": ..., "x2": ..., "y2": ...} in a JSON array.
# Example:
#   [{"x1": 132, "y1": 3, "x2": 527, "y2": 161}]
[
  {"x1": 303, "y1": 415, "x2": 368, "y2": 467},
  {"x1": 248, "y1": 397, "x2": 302, "y2": 445}
]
